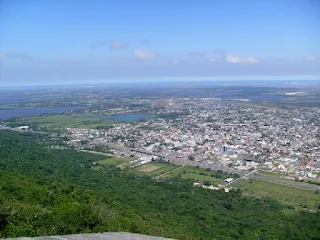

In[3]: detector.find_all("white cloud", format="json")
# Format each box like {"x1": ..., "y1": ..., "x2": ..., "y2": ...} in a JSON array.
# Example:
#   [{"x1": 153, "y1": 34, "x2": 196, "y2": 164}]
[
  {"x1": 306, "y1": 56, "x2": 316, "y2": 61},
  {"x1": 225, "y1": 55, "x2": 259, "y2": 64},
  {"x1": 209, "y1": 57, "x2": 216, "y2": 63},
  {"x1": 133, "y1": 49, "x2": 155, "y2": 60},
  {"x1": 90, "y1": 41, "x2": 127, "y2": 49},
  {"x1": 111, "y1": 41, "x2": 126, "y2": 49}
]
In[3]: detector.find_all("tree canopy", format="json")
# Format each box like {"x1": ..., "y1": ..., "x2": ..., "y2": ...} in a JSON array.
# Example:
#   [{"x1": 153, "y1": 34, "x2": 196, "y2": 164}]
[{"x1": 0, "y1": 130, "x2": 319, "y2": 239}]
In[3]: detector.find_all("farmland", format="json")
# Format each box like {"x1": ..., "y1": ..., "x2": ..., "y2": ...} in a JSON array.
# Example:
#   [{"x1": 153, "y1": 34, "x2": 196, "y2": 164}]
[
  {"x1": 4, "y1": 113, "x2": 111, "y2": 131},
  {"x1": 133, "y1": 162, "x2": 180, "y2": 177},
  {"x1": 234, "y1": 179, "x2": 320, "y2": 211}
]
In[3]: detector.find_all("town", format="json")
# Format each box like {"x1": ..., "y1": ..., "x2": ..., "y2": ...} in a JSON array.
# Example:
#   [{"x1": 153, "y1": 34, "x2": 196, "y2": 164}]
[{"x1": 58, "y1": 97, "x2": 320, "y2": 184}]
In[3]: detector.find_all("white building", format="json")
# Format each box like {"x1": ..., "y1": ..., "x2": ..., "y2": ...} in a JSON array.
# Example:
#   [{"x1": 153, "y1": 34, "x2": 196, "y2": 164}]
[{"x1": 224, "y1": 178, "x2": 234, "y2": 183}]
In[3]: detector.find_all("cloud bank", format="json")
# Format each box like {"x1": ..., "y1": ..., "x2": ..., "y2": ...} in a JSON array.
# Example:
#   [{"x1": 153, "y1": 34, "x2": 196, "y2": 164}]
[
  {"x1": 134, "y1": 49, "x2": 156, "y2": 60},
  {"x1": 225, "y1": 55, "x2": 259, "y2": 64}
]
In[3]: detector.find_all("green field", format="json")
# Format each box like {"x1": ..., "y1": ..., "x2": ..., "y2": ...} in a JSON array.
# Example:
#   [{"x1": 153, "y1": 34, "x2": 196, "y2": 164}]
[
  {"x1": 162, "y1": 166, "x2": 233, "y2": 185},
  {"x1": 234, "y1": 179, "x2": 320, "y2": 210},
  {"x1": 83, "y1": 150, "x2": 320, "y2": 211},
  {"x1": 93, "y1": 156, "x2": 133, "y2": 169},
  {"x1": 89, "y1": 153, "x2": 320, "y2": 211},
  {"x1": 259, "y1": 169, "x2": 285, "y2": 177},
  {"x1": 134, "y1": 162, "x2": 180, "y2": 177},
  {"x1": 5, "y1": 113, "x2": 111, "y2": 130}
]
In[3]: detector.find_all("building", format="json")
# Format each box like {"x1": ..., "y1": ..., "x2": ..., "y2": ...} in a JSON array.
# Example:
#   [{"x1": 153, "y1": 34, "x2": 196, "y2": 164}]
[
  {"x1": 17, "y1": 126, "x2": 29, "y2": 130},
  {"x1": 223, "y1": 146, "x2": 228, "y2": 152},
  {"x1": 224, "y1": 178, "x2": 234, "y2": 183}
]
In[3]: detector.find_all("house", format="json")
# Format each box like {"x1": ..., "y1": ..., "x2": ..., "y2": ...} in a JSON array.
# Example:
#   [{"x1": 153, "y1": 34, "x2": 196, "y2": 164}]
[{"x1": 243, "y1": 158, "x2": 262, "y2": 167}]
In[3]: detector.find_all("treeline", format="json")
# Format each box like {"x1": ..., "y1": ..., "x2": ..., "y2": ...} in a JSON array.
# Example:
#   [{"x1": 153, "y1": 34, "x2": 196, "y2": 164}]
[
  {"x1": 157, "y1": 111, "x2": 190, "y2": 119},
  {"x1": 0, "y1": 130, "x2": 319, "y2": 240}
]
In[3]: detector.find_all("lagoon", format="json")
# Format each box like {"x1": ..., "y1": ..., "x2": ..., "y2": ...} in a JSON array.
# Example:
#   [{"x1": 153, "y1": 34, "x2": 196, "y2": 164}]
[
  {"x1": 218, "y1": 94, "x2": 287, "y2": 101},
  {"x1": 0, "y1": 106, "x2": 84, "y2": 120}
]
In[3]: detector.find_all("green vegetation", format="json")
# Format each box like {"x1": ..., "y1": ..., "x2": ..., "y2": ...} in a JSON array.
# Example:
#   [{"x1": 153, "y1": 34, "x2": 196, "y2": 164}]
[
  {"x1": 94, "y1": 156, "x2": 132, "y2": 167},
  {"x1": 88, "y1": 145, "x2": 113, "y2": 154},
  {"x1": 133, "y1": 162, "x2": 179, "y2": 177},
  {"x1": 306, "y1": 180, "x2": 320, "y2": 186},
  {"x1": 259, "y1": 169, "x2": 284, "y2": 177},
  {"x1": 234, "y1": 179, "x2": 320, "y2": 211},
  {"x1": 4, "y1": 113, "x2": 111, "y2": 131},
  {"x1": 0, "y1": 130, "x2": 320, "y2": 240},
  {"x1": 157, "y1": 111, "x2": 190, "y2": 119},
  {"x1": 163, "y1": 166, "x2": 239, "y2": 185},
  {"x1": 0, "y1": 171, "x2": 146, "y2": 237}
]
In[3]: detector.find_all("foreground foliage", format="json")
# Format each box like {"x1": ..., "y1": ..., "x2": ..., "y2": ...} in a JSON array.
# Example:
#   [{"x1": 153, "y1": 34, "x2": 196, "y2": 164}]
[{"x1": 0, "y1": 131, "x2": 319, "y2": 240}]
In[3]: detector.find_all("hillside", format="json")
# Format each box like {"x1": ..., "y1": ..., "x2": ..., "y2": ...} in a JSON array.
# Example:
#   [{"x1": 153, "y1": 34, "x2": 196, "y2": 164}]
[{"x1": 0, "y1": 130, "x2": 319, "y2": 240}]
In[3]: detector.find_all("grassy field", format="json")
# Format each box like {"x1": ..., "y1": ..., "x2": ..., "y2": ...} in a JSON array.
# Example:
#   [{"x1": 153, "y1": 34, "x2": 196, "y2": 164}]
[
  {"x1": 99, "y1": 156, "x2": 132, "y2": 166},
  {"x1": 133, "y1": 162, "x2": 180, "y2": 177},
  {"x1": 162, "y1": 166, "x2": 229, "y2": 185},
  {"x1": 259, "y1": 169, "x2": 285, "y2": 177},
  {"x1": 92, "y1": 156, "x2": 133, "y2": 171},
  {"x1": 234, "y1": 179, "x2": 320, "y2": 210},
  {"x1": 5, "y1": 113, "x2": 111, "y2": 130},
  {"x1": 92, "y1": 155, "x2": 320, "y2": 210}
]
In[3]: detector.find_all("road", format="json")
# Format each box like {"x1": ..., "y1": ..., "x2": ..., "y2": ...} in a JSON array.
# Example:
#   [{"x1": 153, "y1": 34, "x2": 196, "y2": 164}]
[
  {"x1": 225, "y1": 169, "x2": 258, "y2": 187},
  {"x1": 252, "y1": 173, "x2": 320, "y2": 191},
  {"x1": 155, "y1": 166, "x2": 185, "y2": 179},
  {"x1": 116, "y1": 145, "x2": 247, "y2": 176},
  {"x1": 4, "y1": 127, "x2": 318, "y2": 192},
  {"x1": 79, "y1": 146, "x2": 320, "y2": 192}
]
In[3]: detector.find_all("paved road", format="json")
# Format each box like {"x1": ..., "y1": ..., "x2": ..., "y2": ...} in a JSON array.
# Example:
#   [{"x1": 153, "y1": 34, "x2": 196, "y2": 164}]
[
  {"x1": 226, "y1": 169, "x2": 258, "y2": 187},
  {"x1": 125, "y1": 146, "x2": 320, "y2": 191},
  {"x1": 252, "y1": 173, "x2": 320, "y2": 191},
  {"x1": 155, "y1": 166, "x2": 185, "y2": 179}
]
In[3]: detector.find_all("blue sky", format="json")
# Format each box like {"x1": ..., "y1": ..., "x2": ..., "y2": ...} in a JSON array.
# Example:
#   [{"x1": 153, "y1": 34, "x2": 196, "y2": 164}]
[{"x1": 0, "y1": 0, "x2": 320, "y2": 85}]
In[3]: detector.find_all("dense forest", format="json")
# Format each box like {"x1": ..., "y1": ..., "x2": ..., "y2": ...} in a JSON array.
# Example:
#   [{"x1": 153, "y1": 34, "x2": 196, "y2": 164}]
[{"x1": 0, "y1": 131, "x2": 319, "y2": 240}]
